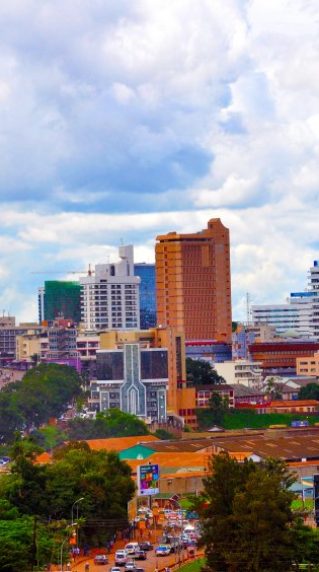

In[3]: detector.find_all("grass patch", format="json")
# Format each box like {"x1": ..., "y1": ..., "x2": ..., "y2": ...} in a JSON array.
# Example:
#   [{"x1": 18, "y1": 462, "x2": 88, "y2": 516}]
[
  {"x1": 178, "y1": 558, "x2": 205, "y2": 572},
  {"x1": 223, "y1": 410, "x2": 319, "y2": 430},
  {"x1": 291, "y1": 498, "x2": 314, "y2": 511},
  {"x1": 179, "y1": 497, "x2": 195, "y2": 510}
]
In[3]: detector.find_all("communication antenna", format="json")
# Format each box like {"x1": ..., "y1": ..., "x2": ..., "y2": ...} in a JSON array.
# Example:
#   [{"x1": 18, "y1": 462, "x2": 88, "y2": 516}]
[{"x1": 246, "y1": 292, "x2": 251, "y2": 325}]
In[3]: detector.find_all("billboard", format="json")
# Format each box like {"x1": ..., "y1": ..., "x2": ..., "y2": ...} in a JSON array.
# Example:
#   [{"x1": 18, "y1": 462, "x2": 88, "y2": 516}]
[{"x1": 138, "y1": 464, "x2": 160, "y2": 496}]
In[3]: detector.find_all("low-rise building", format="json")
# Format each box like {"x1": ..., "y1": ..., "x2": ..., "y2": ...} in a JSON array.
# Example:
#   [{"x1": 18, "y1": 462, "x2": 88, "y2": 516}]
[
  {"x1": 249, "y1": 341, "x2": 319, "y2": 376},
  {"x1": 297, "y1": 352, "x2": 319, "y2": 376},
  {"x1": 215, "y1": 359, "x2": 263, "y2": 388},
  {"x1": 90, "y1": 327, "x2": 185, "y2": 422}
]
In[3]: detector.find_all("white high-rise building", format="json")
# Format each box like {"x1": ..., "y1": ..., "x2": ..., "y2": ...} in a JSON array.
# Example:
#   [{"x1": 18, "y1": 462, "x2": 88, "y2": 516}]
[
  {"x1": 80, "y1": 245, "x2": 140, "y2": 331},
  {"x1": 251, "y1": 260, "x2": 319, "y2": 339}
]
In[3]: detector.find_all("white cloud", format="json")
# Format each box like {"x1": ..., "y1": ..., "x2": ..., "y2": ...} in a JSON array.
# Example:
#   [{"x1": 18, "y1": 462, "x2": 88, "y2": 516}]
[{"x1": 0, "y1": 0, "x2": 318, "y2": 322}]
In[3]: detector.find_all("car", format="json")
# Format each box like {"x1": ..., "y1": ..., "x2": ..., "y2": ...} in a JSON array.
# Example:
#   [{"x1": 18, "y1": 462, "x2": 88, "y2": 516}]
[
  {"x1": 115, "y1": 551, "x2": 127, "y2": 566},
  {"x1": 133, "y1": 550, "x2": 147, "y2": 561},
  {"x1": 135, "y1": 568, "x2": 145, "y2": 572},
  {"x1": 138, "y1": 542, "x2": 153, "y2": 551},
  {"x1": 155, "y1": 545, "x2": 172, "y2": 557},
  {"x1": 125, "y1": 543, "x2": 139, "y2": 555},
  {"x1": 124, "y1": 561, "x2": 136, "y2": 571},
  {"x1": 94, "y1": 554, "x2": 108, "y2": 565},
  {"x1": 110, "y1": 568, "x2": 122, "y2": 572}
]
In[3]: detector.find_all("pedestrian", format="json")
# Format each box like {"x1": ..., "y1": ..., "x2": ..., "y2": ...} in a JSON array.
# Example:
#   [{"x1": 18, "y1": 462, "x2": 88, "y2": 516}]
[{"x1": 85, "y1": 563, "x2": 90, "y2": 572}]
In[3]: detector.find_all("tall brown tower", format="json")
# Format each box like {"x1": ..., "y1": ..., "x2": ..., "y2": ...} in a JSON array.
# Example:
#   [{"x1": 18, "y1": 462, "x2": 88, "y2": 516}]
[{"x1": 155, "y1": 218, "x2": 232, "y2": 343}]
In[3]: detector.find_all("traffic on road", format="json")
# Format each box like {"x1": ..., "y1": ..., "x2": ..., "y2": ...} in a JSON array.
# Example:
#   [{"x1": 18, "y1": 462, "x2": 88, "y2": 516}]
[{"x1": 67, "y1": 507, "x2": 201, "y2": 572}]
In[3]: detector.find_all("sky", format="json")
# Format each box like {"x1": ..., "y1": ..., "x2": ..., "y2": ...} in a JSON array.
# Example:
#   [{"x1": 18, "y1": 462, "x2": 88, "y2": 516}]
[{"x1": 0, "y1": 0, "x2": 319, "y2": 322}]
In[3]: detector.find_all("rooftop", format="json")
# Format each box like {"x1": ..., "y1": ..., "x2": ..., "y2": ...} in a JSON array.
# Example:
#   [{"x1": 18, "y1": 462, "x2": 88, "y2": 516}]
[{"x1": 85, "y1": 434, "x2": 159, "y2": 452}]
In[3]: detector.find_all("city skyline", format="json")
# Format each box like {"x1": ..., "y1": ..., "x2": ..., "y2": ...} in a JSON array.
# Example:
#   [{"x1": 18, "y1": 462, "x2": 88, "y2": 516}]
[{"x1": 0, "y1": 1, "x2": 318, "y2": 321}]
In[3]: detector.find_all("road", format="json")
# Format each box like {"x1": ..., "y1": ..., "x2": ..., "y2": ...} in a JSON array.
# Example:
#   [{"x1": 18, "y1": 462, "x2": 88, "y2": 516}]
[{"x1": 69, "y1": 546, "x2": 191, "y2": 572}]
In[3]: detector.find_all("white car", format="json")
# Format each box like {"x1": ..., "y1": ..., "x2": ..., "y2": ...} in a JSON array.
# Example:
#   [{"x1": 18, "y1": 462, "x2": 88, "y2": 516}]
[
  {"x1": 125, "y1": 561, "x2": 136, "y2": 571},
  {"x1": 125, "y1": 543, "x2": 139, "y2": 555},
  {"x1": 115, "y1": 551, "x2": 127, "y2": 566}
]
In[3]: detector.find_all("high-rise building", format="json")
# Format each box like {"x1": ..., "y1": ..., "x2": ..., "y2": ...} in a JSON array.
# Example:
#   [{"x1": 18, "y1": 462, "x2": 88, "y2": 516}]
[
  {"x1": 134, "y1": 263, "x2": 156, "y2": 329},
  {"x1": 155, "y1": 218, "x2": 232, "y2": 342},
  {"x1": 38, "y1": 281, "x2": 81, "y2": 324},
  {"x1": 251, "y1": 260, "x2": 319, "y2": 339},
  {"x1": 80, "y1": 245, "x2": 140, "y2": 331}
]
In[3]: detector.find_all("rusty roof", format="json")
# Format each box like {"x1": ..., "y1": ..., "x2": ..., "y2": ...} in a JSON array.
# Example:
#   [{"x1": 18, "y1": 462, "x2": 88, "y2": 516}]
[
  {"x1": 85, "y1": 434, "x2": 159, "y2": 452},
  {"x1": 212, "y1": 431, "x2": 319, "y2": 461}
]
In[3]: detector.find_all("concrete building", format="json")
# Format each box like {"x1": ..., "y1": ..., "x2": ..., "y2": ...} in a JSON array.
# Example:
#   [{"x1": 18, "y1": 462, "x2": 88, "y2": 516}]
[
  {"x1": 76, "y1": 333, "x2": 100, "y2": 361},
  {"x1": 80, "y1": 245, "x2": 140, "y2": 331},
  {"x1": 232, "y1": 323, "x2": 276, "y2": 359},
  {"x1": 90, "y1": 327, "x2": 186, "y2": 420},
  {"x1": 251, "y1": 260, "x2": 319, "y2": 339},
  {"x1": 155, "y1": 218, "x2": 232, "y2": 343},
  {"x1": 249, "y1": 341, "x2": 319, "y2": 376},
  {"x1": 215, "y1": 359, "x2": 263, "y2": 389},
  {"x1": 0, "y1": 317, "x2": 42, "y2": 359},
  {"x1": 16, "y1": 333, "x2": 42, "y2": 362},
  {"x1": 296, "y1": 352, "x2": 319, "y2": 377},
  {"x1": 185, "y1": 340, "x2": 232, "y2": 364}
]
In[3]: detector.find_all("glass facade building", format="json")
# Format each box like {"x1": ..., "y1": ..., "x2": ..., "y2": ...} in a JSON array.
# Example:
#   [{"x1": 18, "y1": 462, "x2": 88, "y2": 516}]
[
  {"x1": 43, "y1": 281, "x2": 81, "y2": 323},
  {"x1": 94, "y1": 344, "x2": 168, "y2": 421},
  {"x1": 134, "y1": 263, "x2": 156, "y2": 329}
]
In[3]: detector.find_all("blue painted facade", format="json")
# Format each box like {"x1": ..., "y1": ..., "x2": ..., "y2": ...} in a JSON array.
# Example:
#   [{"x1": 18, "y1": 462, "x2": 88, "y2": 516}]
[{"x1": 134, "y1": 263, "x2": 157, "y2": 329}]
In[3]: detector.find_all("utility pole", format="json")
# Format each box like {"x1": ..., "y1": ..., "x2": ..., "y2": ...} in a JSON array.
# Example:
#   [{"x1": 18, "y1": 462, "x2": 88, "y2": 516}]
[{"x1": 246, "y1": 292, "x2": 251, "y2": 326}]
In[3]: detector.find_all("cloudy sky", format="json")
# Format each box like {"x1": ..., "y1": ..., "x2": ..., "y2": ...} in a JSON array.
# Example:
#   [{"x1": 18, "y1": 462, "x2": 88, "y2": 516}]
[{"x1": 0, "y1": 0, "x2": 319, "y2": 322}]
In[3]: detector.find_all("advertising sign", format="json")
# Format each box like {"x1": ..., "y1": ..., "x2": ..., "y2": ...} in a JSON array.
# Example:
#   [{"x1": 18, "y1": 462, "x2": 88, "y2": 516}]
[{"x1": 138, "y1": 464, "x2": 159, "y2": 496}]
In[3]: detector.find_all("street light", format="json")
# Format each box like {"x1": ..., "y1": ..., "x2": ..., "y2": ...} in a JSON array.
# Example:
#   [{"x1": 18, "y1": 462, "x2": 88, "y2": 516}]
[
  {"x1": 71, "y1": 497, "x2": 84, "y2": 526},
  {"x1": 60, "y1": 524, "x2": 74, "y2": 572}
]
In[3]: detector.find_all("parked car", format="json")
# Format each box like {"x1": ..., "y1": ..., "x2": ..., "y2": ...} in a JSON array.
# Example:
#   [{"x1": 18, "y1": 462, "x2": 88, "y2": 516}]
[
  {"x1": 110, "y1": 567, "x2": 122, "y2": 572},
  {"x1": 139, "y1": 541, "x2": 153, "y2": 551},
  {"x1": 155, "y1": 545, "x2": 171, "y2": 557},
  {"x1": 134, "y1": 550, "x2": 147, "y2": 561},
  {"x1": 125, "y1": 561, "x2": 136, "y2": 571},
  {"x1": 94, "y1": 554, "x2": 108, "y2": 565}
]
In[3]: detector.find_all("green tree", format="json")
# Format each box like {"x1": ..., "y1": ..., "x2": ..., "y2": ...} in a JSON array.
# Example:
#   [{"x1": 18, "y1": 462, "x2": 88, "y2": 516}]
[
  {"x1": 186, "y1": 358, "x2": 225, "y2": 385},
  {"x1": 201, "y1": 452, "x2": 302, "y2": 572},
  {"x1": 30, "y1": 424, "x2": 67, "y2": 449},
  {"x1": 299, "y1": 382, "x2": 319, "y2": 400},
  {"x1": 0, "y1": 391, "x2": 25, "y2": 445},
  {"x1": 14, "y1": 363, "x2": 83, "y2": 429},
  {"x1": 196, "y1": 392, "x2": 229, "y2": 429},
  {"x1": 0, "y1": 441, "x2": 135, "y2": 547},
  {"x1": 0, "y1": 364, "x2": 83, "y2": 444},
  {"x1": 0, "y1": 516, "x2": 54, "y2": 572},
  {"x1": 264, "y1": 376, "x2": 282, "y2": 400},
  {"x1": 67, "y1": 408, "x2": 149, "y2": 440},
  {"x1": 46, "y1": 445, "x2": 135, "y2": 544},
  {"x1": 153, "y1": 428, "x2": 176, "y2": 440}
]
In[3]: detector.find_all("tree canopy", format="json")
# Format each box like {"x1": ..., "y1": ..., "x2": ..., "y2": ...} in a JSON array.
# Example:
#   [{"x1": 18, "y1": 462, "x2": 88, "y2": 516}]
[
  {"x1": 67, "y1": 408, "x2": 149, "y2": 440},
  {"x1": 200, "y1": 452, "x2": 319, "y2": 572},
  {"x1": 186, "y1": 358, "x2": 225, "y2": 385},
  {"x1": 0, "y1": 363, "x2": 83, "y2": 444},
  {"x1": 299, "y1": 382, "x2": 319, "y2": 401},
  {"x1": 0, "y1": 440, "x2": 135, "y2": 567},
  {"x1": 196, "y1": 392, "x2": 229, "y2": 429}
]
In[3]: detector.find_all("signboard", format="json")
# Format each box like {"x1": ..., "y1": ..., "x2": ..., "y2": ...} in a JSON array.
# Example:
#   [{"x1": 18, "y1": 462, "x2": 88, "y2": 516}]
[
  {"x1": 291, "y1": 420, "x2": 310, "y2": 428},
  {"x1": 138, "y1": 464, "x2": 159, "y2": 496}
]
